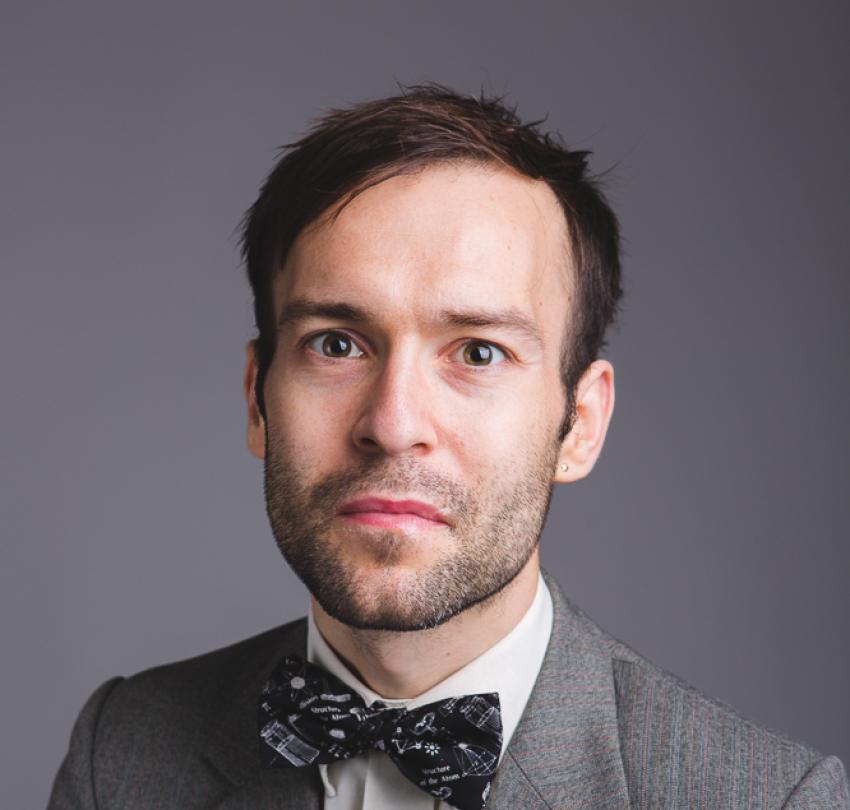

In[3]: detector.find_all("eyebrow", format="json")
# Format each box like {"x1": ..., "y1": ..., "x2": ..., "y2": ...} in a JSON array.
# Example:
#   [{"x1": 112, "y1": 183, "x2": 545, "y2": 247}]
[
  {"x1": 278, "y1": 299, "x2": 369, "y2": 327},
  {"x1": 437, "y1": 307, "x2": 544, "y2": 349},
  {"x1": 278, "y1": 298, "x2": 544, "y2": 349}
]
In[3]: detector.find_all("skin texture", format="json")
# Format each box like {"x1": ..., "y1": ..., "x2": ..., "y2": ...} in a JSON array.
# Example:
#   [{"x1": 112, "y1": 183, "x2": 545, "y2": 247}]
[{"x1": 244, "y1": 162, "x2": 615, "y2": 697}]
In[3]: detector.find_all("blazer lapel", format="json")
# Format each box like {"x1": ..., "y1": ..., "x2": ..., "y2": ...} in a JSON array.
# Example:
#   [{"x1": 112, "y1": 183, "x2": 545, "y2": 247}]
[
  {"x1": 488, "y1": 571, "x2": 631, "y2": 810},
  {"x1": 202, "y1": 618, "x2": 323, "y2": 810},
  {"x1": 212, "y1": 768, "x2": 322, "y2": 810}
]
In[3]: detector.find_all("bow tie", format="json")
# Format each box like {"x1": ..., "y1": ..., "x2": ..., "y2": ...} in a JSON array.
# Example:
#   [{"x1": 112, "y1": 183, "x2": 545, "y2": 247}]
[{"x1": 259, "y1": 655, "x2": 503, "y2": 810}]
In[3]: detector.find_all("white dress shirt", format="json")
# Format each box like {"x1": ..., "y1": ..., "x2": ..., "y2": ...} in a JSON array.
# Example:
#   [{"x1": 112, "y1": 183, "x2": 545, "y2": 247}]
[{"x1": 306, "y1": 572, "x2": 554, "y2": 810}]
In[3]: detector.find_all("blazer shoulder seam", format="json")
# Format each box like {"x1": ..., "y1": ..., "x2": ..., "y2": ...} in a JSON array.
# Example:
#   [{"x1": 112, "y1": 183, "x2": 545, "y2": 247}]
[{"x1": 89, "y1": 676, "x2": 126, "y2": 810}]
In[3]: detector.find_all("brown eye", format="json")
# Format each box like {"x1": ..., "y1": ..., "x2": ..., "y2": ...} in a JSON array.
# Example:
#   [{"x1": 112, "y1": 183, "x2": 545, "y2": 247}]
[
  {"x1": 461, "y1": 341, "x2": 504, "y2": 366},
  {"x1": 306, "y1": 332, "x2": 365, "y2": 359},
  {"x1": 322, "y1": 334, "x2": 351, "y2": 357}
]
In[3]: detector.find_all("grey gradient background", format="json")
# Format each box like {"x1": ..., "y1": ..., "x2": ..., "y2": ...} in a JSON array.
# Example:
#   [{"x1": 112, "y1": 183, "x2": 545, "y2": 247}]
[{"x1": 2, "y1": 2, "x2": 848, "y2": 805}]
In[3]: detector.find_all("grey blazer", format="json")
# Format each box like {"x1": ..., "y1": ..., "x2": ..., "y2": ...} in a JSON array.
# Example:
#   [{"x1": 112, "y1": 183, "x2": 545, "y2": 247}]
[{"x1": 48, "y1": 572, "x2": 849, "y2": 809}]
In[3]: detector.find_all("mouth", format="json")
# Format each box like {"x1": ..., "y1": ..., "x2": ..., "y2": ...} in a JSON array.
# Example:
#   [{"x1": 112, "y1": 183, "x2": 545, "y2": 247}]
[{"x1": 337, "y1": 497, "x2": 451, "y2": 531}]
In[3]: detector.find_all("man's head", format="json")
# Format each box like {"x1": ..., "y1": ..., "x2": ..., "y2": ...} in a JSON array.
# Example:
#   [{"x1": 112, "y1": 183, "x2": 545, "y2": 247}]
[{"x1": 240, "y1": 85, "x2": 622, "y2": 632}]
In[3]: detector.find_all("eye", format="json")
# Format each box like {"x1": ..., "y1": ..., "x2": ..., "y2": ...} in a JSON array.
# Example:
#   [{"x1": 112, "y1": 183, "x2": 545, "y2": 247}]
[
  {"x1": 305, "y1": 331, "x2": 365, "y2": 359},
  {"x1": 458, "y1": 341, "x2": 506, "y2": 367}
]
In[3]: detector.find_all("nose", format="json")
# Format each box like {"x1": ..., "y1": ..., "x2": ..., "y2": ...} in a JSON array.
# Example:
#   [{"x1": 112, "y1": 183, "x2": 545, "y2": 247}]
[{"x1": 351, "y1": 351, "x2": 438, "y2": 457}]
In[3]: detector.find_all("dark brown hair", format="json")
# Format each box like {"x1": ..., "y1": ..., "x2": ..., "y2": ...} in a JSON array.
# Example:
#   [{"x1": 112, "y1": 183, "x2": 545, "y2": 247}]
[{"x1": 240, "y1": 84, "x2": 623, "y2": 440}]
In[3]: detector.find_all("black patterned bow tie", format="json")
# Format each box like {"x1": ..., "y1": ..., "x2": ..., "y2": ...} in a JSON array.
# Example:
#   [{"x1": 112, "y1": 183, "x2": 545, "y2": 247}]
[{"x1": 259, "y1": 655, "x2": 503, "y2": 810}]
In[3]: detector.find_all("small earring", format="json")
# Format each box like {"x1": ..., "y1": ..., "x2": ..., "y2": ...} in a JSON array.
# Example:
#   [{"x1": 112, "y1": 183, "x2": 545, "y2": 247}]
[{"x1": 560, "y1": 463, "x2": 569, "y2": 472}]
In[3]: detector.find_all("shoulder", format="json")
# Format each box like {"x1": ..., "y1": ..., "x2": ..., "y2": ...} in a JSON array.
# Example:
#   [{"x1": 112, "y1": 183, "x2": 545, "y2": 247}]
[
  {"x1": 95, "y1": 616, "x2": 307, "y2": 747},
  {"x1": 100, "y1": 616, "x2": 307, "y2": 717},
  {"x1": 551, "y1": 579, "x2": 848, "y2": 808},
  {"x1": 611, "y1": 642, "x2": 848, "y2": 808},
  {"x1": 49, "y1": 618, "x2": 307, "y2": 809}
]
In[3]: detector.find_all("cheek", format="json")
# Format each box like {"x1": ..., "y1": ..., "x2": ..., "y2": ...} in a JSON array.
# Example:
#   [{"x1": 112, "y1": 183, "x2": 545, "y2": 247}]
[
  {"x1": 265, "y1": 374, "x2": 359, "y2": 457},
  {"x1": 438, "y1": 392, "x2": 553, "y2": 486}
]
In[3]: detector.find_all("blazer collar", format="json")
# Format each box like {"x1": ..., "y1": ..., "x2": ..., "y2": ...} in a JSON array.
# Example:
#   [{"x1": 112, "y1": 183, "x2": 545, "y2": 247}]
[{"x1": 487, "y1": 570, "x2": 631, "y2": 810}]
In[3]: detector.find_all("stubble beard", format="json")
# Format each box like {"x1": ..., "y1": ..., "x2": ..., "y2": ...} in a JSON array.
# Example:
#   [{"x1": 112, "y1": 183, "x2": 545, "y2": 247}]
[{"x1": 263, "y1": 432, "x2": 561, "y2": 632}]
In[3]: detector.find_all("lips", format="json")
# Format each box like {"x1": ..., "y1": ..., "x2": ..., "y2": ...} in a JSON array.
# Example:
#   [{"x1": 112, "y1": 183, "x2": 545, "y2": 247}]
[{"x1": 338, "y1": 497, "x2": 450, "y2": 527}]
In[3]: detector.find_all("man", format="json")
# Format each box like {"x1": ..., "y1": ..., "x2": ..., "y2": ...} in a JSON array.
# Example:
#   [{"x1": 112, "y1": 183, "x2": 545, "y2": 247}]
[{"x1": 49, "y1": 85, "x2": 848, "y2": 810}]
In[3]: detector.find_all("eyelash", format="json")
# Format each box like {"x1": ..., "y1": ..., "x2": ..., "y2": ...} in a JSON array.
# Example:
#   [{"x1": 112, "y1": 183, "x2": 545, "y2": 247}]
[{"x1": 301, "y1": 330, "x2": 509, "y2": 368}]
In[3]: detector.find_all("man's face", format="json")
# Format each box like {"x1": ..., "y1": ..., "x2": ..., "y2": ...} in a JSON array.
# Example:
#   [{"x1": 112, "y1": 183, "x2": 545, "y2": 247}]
[{"x1": 250, "y1": 162, "x2": 575, "y2": 631}]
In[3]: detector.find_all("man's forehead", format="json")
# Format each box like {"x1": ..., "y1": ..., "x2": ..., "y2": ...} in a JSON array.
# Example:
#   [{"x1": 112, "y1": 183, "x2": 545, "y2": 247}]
[
  {"x1": 276, "y1": 162, "x2": 574, "y2": 331},
  {"x1": 313, "y1": 162, "x2": 567, "y2": 250}
]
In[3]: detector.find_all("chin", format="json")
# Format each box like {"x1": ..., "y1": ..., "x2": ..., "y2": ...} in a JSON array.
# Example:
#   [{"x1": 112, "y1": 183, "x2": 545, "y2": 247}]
[
  {"x1": 318, "y1": 598, "x2": 464, "y2": 633},
  {"x1": 310, "y1": 555, "x2": 517, "y2": 633},
  {"x1": 310, "y1": 563, "x2": 465, "y2": 632}
]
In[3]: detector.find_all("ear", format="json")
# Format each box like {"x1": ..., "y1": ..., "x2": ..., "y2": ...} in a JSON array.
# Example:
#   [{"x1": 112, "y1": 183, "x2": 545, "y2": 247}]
[
  {"x1": 243, "y1": 340, "x2": 266, "y2": 460},
  {"x1": 553, "y1": 359, "x2": 615, "y2": 483}
]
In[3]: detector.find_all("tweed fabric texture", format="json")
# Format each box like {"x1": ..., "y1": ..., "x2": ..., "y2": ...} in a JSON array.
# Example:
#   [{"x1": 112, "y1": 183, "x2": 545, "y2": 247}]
[{"x1": 48, "y1": 572, "x2": 848, "y2": 809}]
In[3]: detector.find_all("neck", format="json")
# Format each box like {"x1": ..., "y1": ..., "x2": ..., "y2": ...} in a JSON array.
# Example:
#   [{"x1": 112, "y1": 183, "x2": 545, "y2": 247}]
[{"x1": 311, "y1": 552, "x2": 541, "y2": 699}]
